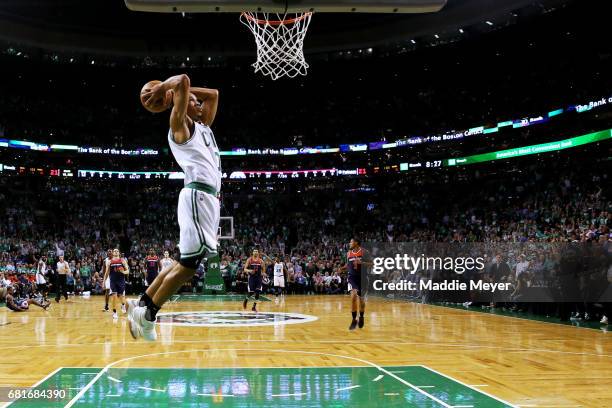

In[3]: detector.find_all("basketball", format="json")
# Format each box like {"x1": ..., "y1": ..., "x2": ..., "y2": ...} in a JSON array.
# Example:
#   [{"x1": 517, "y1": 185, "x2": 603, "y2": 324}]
[{"x1": 140, "y1": 80, "x2": 173, "y2": 113}]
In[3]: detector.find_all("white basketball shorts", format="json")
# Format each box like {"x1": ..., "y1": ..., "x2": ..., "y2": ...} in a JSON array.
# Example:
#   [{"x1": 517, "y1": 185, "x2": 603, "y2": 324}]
[
  {"x1": 35, "y1": 273, "x2": 46, "y2": 285},
  {"x1": 105, "y1": 277, "x2": 110, "y2": 290},
  {"x1": 177, "y1": 187, "x2": 220, "y2": 260},
  {"x1": 274, "y1": 276, "x2": 285, "y2": 288}
]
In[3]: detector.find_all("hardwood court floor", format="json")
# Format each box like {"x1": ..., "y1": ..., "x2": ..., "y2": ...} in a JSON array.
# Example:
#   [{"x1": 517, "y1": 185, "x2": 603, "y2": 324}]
[{"x1": 0, "y1": 295, "x2": 610, "y2": 407}]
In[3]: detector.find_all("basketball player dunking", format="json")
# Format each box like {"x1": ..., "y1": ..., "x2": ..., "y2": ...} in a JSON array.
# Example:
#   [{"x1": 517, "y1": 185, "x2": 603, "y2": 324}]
[
  {"x1": 344, "y1": 238, "x2": 369, "y2": 330},
  {"x1": 243, "y1": 249, "x2": 265, "y2": 312},
  {"x1": 128, "y1": 74, "x2": 220, "y2": 341}
]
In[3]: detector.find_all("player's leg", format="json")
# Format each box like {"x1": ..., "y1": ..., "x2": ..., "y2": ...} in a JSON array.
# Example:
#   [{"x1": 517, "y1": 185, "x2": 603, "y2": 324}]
[
  {"x1": 135, "y1": 260, "x2": 177, "y2": 313},
  {"x1": 111, "y1": 292, "x2": 118, "y2": 319},
  {"x1": 358, "y1": 296, "x2": 366, "y2": 328},
  {"x1": 103, "y1": 283, "x2": 110, "y2": 311},
  {"x1": 143, "y1": 260, "x2": 177, "y2": 300},
  {"x1": 252, "y1": 290, "x2": 260, "y2": 312},
  {"x1": 109, "y1": 276, "x2": 119, "y2": 318},
  {"x1": 348, "y1": 272, "x2": 363, "y2": 330},
  {"x1": 274, "y1": 276, "x2": 280, "y2": 298},
  {"x1": 128, "y1": 262, "x2": 197, "y2": 341},
  {"x1": 150, "y1": 263, "x2": 196, "y2": 307},
  {"x1": 27, "y1": 297, "x2": 49, "y2": 310},
  {"x1": 120, "y1": 291, "x2": 127, "y2": 314},
  {"x1": 244, "y1": 289, "x2": 253, "y2": 310},
  {"x1": 42, "y1": 283, "x2": 49, "y2": 301},
  {"x1": 55, "y1": 275, "x2": 61, "y2": 302},
  {"x1": 349, "y1": 289, "x2": 359, "y2": 330},
  {"x1": 62, "y1": 275, "x2": 68, "y2": 300},
  {"x1": 129, "y1": 188, "x2": 218, "y2": 341}
]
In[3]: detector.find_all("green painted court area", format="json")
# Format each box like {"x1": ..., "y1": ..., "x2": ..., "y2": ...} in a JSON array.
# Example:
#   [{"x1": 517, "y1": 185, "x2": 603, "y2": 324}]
[
  {"x1": 170, "y1": 294, "x2": 271, "y2": 302},
  {"x1": 8, "y1": 366, "x2": 512, "y2": 407}
]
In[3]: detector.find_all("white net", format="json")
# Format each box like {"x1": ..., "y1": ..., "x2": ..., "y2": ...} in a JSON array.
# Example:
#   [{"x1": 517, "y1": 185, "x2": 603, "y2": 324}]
[{"x1": 240, "y1": 12, "x2": 313, "y2": 80}]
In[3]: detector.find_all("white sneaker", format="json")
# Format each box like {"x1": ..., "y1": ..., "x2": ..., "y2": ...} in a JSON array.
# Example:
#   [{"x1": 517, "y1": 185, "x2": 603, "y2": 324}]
[
  {"x1": 112, "y1": 311, "x2": 118, "y2": 320},
  {"x1": 126, "y1": 299, "x2": 138, "y2": 321},
  {"x1": 128, "y1": 306, "x2": 157, "y2": 341},
  {"x1": 121, "y1": 304, "x2": 127, "y2": 314},
  {"x1": 601, "y1": 315, "x2": 609, "y2": 325}
]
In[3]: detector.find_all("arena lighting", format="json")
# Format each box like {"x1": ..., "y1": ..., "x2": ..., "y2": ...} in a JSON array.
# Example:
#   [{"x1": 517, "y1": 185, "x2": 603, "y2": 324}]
[
  {"x1": 73, "y1": 168, "x2": 356, "y2": 180},
  {"x1": 485, "y1": 20, "x2": 494, "y2": 26},
  {"x1": 50, "y1": 144, "x2": 79, "y2": 150},
  {"x1": 548, "y1": 108, "x2": 564, "y2": 117},
  {"x1": 0, "y1": 95, "x2": 609, "y2": 158},
  {"x1": 2, "y1": 129, "x2": 609, "y2": 180},
  {"x1": 445, "y1": 128, "x2": 611, "y2": 167}
]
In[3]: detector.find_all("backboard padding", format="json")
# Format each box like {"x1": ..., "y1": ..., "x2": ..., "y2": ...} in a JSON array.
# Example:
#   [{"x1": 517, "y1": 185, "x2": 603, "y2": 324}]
[{"x1": 124, "y1": 0, "x2": 447, "y2": 14}]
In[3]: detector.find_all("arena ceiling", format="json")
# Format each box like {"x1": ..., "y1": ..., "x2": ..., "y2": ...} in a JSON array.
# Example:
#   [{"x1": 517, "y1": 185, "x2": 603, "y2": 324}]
[{"x1": 0, "y1": 0, "x2": 572, "y2": 56}]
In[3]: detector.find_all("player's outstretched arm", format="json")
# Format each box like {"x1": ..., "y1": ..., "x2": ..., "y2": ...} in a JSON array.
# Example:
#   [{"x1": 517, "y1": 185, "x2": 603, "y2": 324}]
[{"x1": 190, "y1": 87, "x2": 219, "y2": 127}]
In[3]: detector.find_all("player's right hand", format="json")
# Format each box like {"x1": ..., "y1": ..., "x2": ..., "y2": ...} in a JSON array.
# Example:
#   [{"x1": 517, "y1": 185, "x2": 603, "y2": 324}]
[{"x1": 142, "y1": 82, "x2": 166, "y2": 107}]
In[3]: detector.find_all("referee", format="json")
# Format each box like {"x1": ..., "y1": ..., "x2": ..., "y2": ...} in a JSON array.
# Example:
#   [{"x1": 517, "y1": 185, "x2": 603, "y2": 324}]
[{"x1": 55, "y1": 255, "x2": 70, "y2": 303}]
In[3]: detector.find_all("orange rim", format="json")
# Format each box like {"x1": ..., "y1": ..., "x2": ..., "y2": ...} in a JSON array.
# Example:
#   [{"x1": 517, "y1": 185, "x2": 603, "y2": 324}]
[{"x1": 241, "y1": 12, "x2": 313, "y2": 26}]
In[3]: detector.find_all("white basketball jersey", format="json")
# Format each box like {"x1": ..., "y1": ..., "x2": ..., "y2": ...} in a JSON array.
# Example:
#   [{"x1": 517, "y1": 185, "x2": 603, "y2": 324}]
[
  {"x1": 168, "y1": 122, "x2": 222, "y2": 192},
  {"x1": 161, "y1": 257, "x2": 174, "y2": 270},
  {"x1": 274, "y1": 262, "x2": 284, "y2": 277}
]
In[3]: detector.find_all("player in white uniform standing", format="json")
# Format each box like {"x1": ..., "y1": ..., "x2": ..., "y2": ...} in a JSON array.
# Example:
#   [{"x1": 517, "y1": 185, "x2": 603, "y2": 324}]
[
  {"x1": 36, "y1": 256, "x2": 49, "y2": 300},
  {"x1": 160, "y1": 250, "x2": 175, "y2": 271},
  {"x1": 128, "y1": 74, "x2": 220, "y2": 341},
  {"x1": 273, "y1": 256, "x2": 286, "y2": 299},
  {"x1": 102, "y1": 249, "x2": 112, "y2": 312}
]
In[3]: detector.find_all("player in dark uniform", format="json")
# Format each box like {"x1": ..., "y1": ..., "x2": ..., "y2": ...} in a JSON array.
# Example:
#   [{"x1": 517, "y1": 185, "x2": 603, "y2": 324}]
[
  {"x1": 107, "y1": 248, "x2": 129, "y2": 319},
  {"x1": 344, "y1": 238, "x2": 368, "y2": 330},
  {"x1": 243, "y1": 249, "x2": 266, "y2": 313},
  {"x1": 144, "y1": 249, "x2": 161, "y2": 287}
]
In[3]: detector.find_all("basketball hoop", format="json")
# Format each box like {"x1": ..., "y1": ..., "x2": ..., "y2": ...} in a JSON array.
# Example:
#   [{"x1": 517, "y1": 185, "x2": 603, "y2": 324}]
[{"x1": 240, "y1": 11, "x2": 313, "y2": 80}]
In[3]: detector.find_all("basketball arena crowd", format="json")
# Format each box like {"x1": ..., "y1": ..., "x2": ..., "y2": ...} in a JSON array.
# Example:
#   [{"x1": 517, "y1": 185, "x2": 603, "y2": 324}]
[{"x1": 0, "y1": 148, "x2": 610, "y2": 322}]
